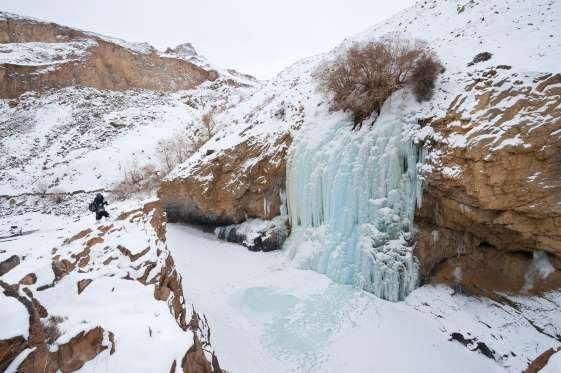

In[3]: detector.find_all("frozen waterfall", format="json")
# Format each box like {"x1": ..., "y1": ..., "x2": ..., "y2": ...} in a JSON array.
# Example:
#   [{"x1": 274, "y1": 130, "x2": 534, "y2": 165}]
[{"x1": 284, "y1": 95, "x2": 426, "y2": 301}]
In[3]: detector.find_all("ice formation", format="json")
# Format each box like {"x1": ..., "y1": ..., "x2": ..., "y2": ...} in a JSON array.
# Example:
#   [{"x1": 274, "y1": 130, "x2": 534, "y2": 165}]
[{"x1": 285, "y1": 95, "x2": 426, "y2": 301}]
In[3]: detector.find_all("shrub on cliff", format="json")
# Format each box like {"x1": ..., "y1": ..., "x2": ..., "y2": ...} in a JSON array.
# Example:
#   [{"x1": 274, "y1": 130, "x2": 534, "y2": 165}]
[{"x1": 317, "y1": 35, "x2": 442, "y2": 127}]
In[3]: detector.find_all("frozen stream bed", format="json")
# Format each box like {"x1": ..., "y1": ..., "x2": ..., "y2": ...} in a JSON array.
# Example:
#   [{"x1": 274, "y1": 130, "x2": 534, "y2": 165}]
[{"x1": 167, "y1": 223, "x2": 506, "y2": 373}]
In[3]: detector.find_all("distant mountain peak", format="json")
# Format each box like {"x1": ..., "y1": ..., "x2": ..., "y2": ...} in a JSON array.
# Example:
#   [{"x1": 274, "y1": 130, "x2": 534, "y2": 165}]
[{"x1": 164, "y1": 42, "x2": 199, "y2": 59}]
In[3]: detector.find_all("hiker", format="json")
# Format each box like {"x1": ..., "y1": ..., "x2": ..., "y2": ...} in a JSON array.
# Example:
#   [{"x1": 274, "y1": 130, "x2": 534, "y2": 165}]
[{"x1": 89, "y1": 193, "x2": 109, "y2": 221}]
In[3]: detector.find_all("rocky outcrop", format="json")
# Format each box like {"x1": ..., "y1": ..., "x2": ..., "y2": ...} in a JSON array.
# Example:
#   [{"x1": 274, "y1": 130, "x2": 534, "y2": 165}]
[
  {"x1": 415, "y1": 68, "x2": 561, "y2": 294},
  {"x1": 0, "y1": 335, "x2": 26, "y2": 371},
  {"x1": 525, "y1": 347, "x2": 561, "y2": 373},
  {"x1": 215, "y1": 216, "x2": 290, "y2": 252},
  {"x1": 0, "y1": 13, "x2": 218, "y2": 98},
  {"x1": 0, "y1": 201, "x2": 223, "y2": 372},
  {"x1": 0, "y1": 254, "x2": 20, "y2": 276},
  {"x1": 160, "y1": 133, "x2": 291, "y2": 225},
  {"x1": 17, "y1": 326, "x2": 114, "y2": 373},
  {"x1": 0, "y1": 279, "x2": 115, "y2": 372}
]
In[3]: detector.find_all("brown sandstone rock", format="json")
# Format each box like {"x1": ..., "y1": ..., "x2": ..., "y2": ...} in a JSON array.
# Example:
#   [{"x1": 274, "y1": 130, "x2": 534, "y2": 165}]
[
  {"x1": 18, "y1": 327, "x2": 114, "y2": 373},
  {"x1": 19, "y1": 273, "x2": 37, "y2": 285},
  {"x1": 144, "y1": 201, "x2": 167, "y2": 242},
  {"x1": 0, "y1": 15, "x2": 218, "y2": 99},
  {"x1": 159, "y1": 133, "x2": 291, "y2": 225},
  {"x1": 0, "y1": 254, "x2": 20, "y2": 276},
  {"x1": 181, "y1": 335, "x2": 213, "y2": 373},
  {"x1": 416, "y1": 69, "x2": 561, "y2": 293},
  {"x1": 63, "y1": 228, "x2": 92, "y2": 245},
  {"x1": 77, "y1": 279, "x2": 93, "y2": 294},
  {"x1": 0, "y1": 335, "x2": 26, "y2": 371},
  {"x1": 525, "y1": 347, "x2": 560, "y2": 373}
]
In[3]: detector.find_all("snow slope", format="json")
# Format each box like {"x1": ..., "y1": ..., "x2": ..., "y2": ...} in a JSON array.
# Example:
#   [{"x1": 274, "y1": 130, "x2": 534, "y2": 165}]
[
  {"x1": 356, "y1": 0, "x2": 561, "y2": 73},
  {"x1": 0, "y1": 82, "x2": 256, "y2": 196}
]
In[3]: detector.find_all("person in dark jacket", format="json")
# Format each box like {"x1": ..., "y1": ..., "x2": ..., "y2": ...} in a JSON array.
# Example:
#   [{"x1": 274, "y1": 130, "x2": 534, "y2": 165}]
[{"x1": 92, "y1": 193, "x2": 109, "y2": 221}]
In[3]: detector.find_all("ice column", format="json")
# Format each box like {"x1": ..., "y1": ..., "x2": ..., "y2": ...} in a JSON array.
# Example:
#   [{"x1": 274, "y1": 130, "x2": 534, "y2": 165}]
[{"x1": 285, "y1": 100, "x2": 426, "y2": 301}]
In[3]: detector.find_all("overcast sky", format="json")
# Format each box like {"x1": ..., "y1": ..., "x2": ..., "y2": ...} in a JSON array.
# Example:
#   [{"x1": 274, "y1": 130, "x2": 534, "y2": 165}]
[{"x1": 2, "y1": 0, "x2": 414, "y2": 79}]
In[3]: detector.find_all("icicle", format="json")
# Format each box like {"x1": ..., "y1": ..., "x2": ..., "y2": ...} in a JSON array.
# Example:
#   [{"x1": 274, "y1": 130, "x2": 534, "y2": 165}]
[
  {"x1": 279, "y1": 189, "x2": 288, "y2": 217},
  {"x1": 285, "y1": 98, "x2": 426, "y2": 301}
]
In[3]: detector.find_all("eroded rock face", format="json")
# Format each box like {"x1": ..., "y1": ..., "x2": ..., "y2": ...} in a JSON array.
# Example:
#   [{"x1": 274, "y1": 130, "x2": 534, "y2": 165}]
[
  {"x1": 0, "y1": 13, "x2": 218, "y2": 98},
  {"x1": 18, "y1": 327, "x2": 114, "y2": 373},
  {"x1": 160, "y1": 133, "x2": 291, "y2": 225},
  {"x1": 416, "y1": 69, "x2": 561, "y2": 293}
]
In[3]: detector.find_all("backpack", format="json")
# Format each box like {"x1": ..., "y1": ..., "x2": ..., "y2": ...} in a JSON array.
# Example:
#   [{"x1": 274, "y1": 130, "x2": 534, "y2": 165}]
[{"x1": 88, "y1": 202, "x2": 96, "y2": 212}]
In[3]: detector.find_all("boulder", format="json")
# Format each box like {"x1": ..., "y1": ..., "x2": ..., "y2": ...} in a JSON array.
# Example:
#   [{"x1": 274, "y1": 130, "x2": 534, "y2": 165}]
[{"x1": 215, "y1": 216, "x2": 290, "y2": 252}]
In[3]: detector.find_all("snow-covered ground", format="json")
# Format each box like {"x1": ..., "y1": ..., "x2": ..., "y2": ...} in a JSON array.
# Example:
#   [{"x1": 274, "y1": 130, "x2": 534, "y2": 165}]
[{"x1": 167, "y1": 223, "x2": 561, "y2": 373}]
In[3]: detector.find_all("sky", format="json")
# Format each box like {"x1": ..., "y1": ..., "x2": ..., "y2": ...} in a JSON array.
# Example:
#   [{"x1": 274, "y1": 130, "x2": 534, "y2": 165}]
[{"x1": 2, "y1": 0, "x2": 415, "y2": 79}]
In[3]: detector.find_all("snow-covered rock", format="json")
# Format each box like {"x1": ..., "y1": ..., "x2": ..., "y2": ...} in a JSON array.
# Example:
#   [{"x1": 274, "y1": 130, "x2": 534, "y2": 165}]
[
  {"x1": 0, "y1": 201, "x2": 223, "y2": 372},
  {"x1": 215, "y1": 215, "x2": 290, "y2": 252}
]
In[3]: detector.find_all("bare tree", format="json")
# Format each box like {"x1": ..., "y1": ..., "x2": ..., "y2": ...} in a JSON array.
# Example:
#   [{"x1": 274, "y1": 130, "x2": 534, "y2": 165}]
[
  {"x1": 201, "y1": 111, "x2": 216, "y2": 139},
  {"x1": 317, "y1": 34, "x2": 442, "y2": 128}
]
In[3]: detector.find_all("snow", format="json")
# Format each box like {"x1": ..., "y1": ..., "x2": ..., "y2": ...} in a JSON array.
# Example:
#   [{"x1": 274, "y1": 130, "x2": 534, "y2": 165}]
[
  {"x1": 0, "y1": 295, "x2": 29, "y2": 340},
  {"x1": 83, "y1": 31, "x2": 154, "y2": 54},
  {"x1": 0, "y1": 40, "x2": 96, "y2": 66},
  {"x1": 38, "y1": 276, "x2": 193, "y2": 372},
  {"x1": 492, "y1": 135, "x2": 524, "y2": 151},
  {"x1": 0, "y1": 82, "x2": 256, "y2": 195},
  {"x1": 542, "y1": 351, "x2": 561, "y2": 373},
  {"x1": 168, "y1": 223, "x2": 561, "y2": 373},
  {"x1": 355, "y1": 0, "x2": 561, "y2": 73},
  {"x1": 523, "y1": 251, "x2": 557, "y2": 292},
  {"x1": 448, "y1": 134, "x2": 468, "y2": 148},
  {"x1": 442, "y1": 165, "x2": 462, "y2": 179}
]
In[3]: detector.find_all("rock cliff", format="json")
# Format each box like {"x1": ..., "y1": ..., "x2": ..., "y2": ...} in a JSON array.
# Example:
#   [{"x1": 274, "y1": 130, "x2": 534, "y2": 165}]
[
  {"x1": 0, "y1": 12, "x2": 218, "y2": 98},
  {"x1": 415, "y1": 68, "x2": 561, "y2": 294}
]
